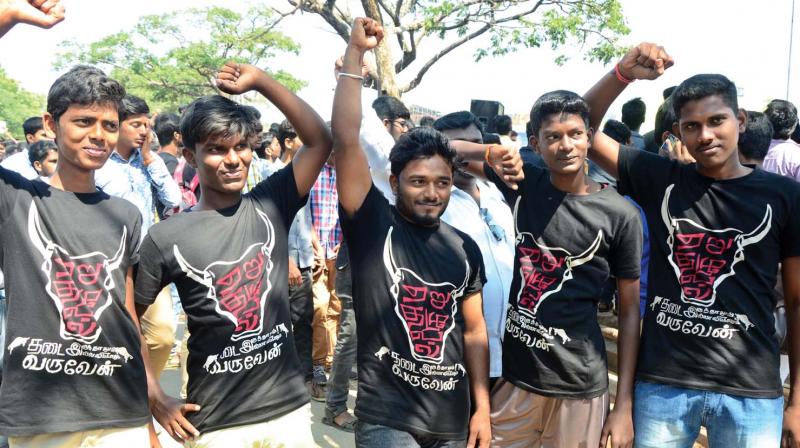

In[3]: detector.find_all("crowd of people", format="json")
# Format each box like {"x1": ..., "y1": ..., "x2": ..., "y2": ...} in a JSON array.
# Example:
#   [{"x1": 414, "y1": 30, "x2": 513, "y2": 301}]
[{"x1": 0, "y1": 2, "x2": 799, "y2": 448}]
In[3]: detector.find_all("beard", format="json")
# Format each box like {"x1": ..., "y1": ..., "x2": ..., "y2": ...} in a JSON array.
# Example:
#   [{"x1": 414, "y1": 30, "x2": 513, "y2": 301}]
[{"x1": 395, "y1": 188, "x2": 444, "y2": 227}]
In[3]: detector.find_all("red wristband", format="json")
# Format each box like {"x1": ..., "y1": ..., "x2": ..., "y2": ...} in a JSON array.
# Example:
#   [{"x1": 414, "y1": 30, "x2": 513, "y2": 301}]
[
  {"x1": 614, "y1": 63, "x2": 633, "y2": 85},
  {"x1": 485, "y1": 145, "x2": 494, "y2": 164}
]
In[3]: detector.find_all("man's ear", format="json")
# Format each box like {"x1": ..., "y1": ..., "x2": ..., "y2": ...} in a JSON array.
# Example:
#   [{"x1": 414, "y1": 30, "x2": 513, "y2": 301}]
[
  {"x1": 183, "y1": 147, "x2": 198, "y2": 168},
  {"x1": 43, "y1": 113, "x2": 57, "y2": 139},
  {"x1": 530, "y1": 136, "x2": 542, "y2": 155},
  {"x1": 33, "y1": 160, "x2": 42, "y2": 174},
  {"x1": 671, "y1": 122, "x2": 681, "y2": 140},
  {"x1": 383, "y1": 118, "x2": 391, "y2": 132},
  {"x1": 737, "y1": 108, "x2": 747, "y2": 134},
  {"x1": 389, "y1": 173, "x2": 398, "y2": 195}
]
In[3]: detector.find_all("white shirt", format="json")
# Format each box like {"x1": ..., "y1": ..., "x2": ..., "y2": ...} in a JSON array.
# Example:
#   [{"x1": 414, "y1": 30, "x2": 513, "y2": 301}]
[
  {"x1": 359, "y1": 92, "x2": 396, "y2": 204},
  {"x1": 441, "y1": 180, "x2": 515, "y2": 378},
  {"x1": 0, "y1": 150, "x2": 37, "y2": 180}
]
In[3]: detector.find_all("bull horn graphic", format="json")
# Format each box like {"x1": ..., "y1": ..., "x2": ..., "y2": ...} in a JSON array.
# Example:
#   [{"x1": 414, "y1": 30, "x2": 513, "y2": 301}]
[
  {"x1": 174, "y1": 246, "x2": 213, "y2": 290},
  {"x1": 28, "y1": 202, "x2": 53, "y2": 259},
  {"x1": 661, "y1": 184, "x2": 677, "y2": 236},
  {"x1": 567, "y1": 231, "x2": 603, "y2": 269},
  {"x1": 513, "y1": 197, "x2": 524, "y2": 245},
  {"x1": 255, "y1": 208, "x2": 275, "y2": 254},
  {"x1": 741, "y1": 205, "x2": 772, "y2": 247},
  {"x1": 383, "y1": 227, "x2": 402, "y2": 297}
]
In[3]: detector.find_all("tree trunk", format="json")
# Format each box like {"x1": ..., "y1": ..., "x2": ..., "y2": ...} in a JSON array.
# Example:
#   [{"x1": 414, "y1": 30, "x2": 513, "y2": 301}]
[{"x1": 361, "y1": 0, "x2": 400, "y2": 98}]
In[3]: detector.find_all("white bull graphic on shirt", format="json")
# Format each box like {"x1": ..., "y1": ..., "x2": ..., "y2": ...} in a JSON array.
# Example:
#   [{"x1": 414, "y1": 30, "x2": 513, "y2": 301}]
[
  {"x1": 660, "y1": 184, "x2": 771, "y2": 307},
  {"x1": 28, "y1": 203, "x2": 126, "y2": 345}
]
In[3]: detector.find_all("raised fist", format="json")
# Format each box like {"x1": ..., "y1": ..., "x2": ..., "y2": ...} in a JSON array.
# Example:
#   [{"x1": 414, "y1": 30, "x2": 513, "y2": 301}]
[
  {"x1": 618, "y1": 42, "x2": 674, "y2": 81},
  {"x1": 216, "y1": 62, "x2": 264, "y2": 95},
  {"x1": 348, "y1": 17, "x2": 384, "y2": 51},
  {"x1": 1, "y1": 0, "x2": 65, "y2": 29}
]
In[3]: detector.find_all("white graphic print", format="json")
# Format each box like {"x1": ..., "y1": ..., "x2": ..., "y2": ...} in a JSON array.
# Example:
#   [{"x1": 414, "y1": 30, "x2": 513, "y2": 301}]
[{"x1": 661, "y1": 184, "x2": 771, "y2": 307}]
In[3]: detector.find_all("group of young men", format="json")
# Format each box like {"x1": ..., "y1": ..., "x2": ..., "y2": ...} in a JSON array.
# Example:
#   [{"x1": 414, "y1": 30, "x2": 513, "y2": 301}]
[{"x1": 0, "y1": 2, "x2": 798, "y2": 448}]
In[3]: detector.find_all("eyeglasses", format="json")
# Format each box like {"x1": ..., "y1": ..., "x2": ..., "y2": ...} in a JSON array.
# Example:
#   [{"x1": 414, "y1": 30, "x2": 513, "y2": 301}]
[{"x1": 480, "y1": 207, "x2": 506, "y2": 242}]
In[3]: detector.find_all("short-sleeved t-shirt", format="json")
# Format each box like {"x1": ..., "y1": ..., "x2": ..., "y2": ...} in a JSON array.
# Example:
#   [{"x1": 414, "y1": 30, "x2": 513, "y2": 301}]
[
  {"x1": 341, "y1": 185, "x2": 485, "y2": 440},
  {"x1": 135, "y1": 165, "x2": 309, "y2": 433},
  {"x1": 0, "y1": 167, "x2": 149, "y2": 436},
  {"x1": 486, "y1": 164, "x2": 642, "y2": 398},
  {"x1": 617, "y1": 146, "x2": 800, "y2": 397}
]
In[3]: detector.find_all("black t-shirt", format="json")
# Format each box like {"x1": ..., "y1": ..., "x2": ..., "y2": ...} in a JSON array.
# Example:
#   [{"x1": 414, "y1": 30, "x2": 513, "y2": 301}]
[
  {"x1": 618, "y1": 146, "x2": 800, "y2": 397},
  {"x1": 135, "y1": 165, "x2": 308, "y2": 433},
  {"x1": 486, "y1": 164, "x2": 641, "y2": 398},
  {"x1": 155, "y1": 152, "x2": 180, "y2": 220},
  {"x1": 341, "y1": 186, "x2": 485, "y2": 440},
  {"x1": 0, "y1": 167, "x2": 149, "y2": 436}
]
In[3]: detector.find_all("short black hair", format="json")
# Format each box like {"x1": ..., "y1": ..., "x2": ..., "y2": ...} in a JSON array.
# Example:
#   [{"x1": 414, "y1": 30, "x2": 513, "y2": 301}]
[
  {"x1": 432, "y1": 111, "x2": 484, "y2": 134},
  {"x1": 23, "y1": 116, "x2": 43, "y2": 137},
  {"x1": 492, "y1": 115, "x2": 513, "y2": 135},
  {"x1": 483, "y1": 133, "x2": 502, "y2": 145},
  {"x1": 672, "y1": 74, "x2": 739, "y2": 119},
  {"x1": 663, "y1": 86, "x2": 677, "y2": 100},
  {"x1": 372, "y1": 96, "x2": 410, "y2": 121},
  {"x1": 603, "y1": 119, "x2": 632, "y2": 144},
  {"x1": 28, "y1": 139, "x2": 58, "y2": 166},
  {"x1": 389, "y1": 127, "x2": 456, "y2": 177},
  {"x1": 276, "y1": 119, "x2": 297, "y2": 156},
  {"x1": 153, "y1": 113, "x2": 181, "y2": 146},
  {"x1": 654, "y1": 96, "x2": 679, "y2": 145},
  {"x1": 525, "y1": 120, "x2": 534, "y2": 137},
  {"x1": 179, "y1": 95, "x2": 257, "y2": 151},
  {"x1": 792, "y1": 122, "x2": 800, "y2": 144},
  {"x1": 119, "y1": 95, "x2": 150, "y2": 122},
  {"x1": 418, "y1": 116, "x2": 436, "y2": 128},
  {"x1": 529, "y1": 90, "x2": 590, "y2": 137},
  {"x1": 621, "y1": 97, "x2": 646, "y2": 131},
  {"x1": 739, "y1": 111, "x2": 774, "y2": 162},
  {"x1": 764, "y1": 99, "x2": 798, "y2": 140},
  {"x1": 47, "y1": 65, "x2": 126, "y2": 124}
]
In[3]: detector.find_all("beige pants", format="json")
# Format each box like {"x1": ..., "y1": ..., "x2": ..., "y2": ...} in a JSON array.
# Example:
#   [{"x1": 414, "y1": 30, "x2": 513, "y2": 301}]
[
  {"x1": 311, "y1": 269, "x2": 340, "y2": 368},
  {"x1": 9, "y1": 425, "x2": 148, "y2": 448},
  {"x1": 490, "y1": 379, "x2": 609, "y2": 448},
  {"x1": 184, "y1": 404, "x2": 314, "y2": 448},
  {"x1": 141, "y1": 287, "x2": 176, "y2": 377}
]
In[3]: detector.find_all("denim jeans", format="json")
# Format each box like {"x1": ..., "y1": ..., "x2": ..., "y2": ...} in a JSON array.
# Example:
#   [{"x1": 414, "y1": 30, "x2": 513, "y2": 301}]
[
  {"x1": 355, "y1": 421, "x2": 465, "y2": 448},
  {"x1": 326, "y1": 245, "x2": 357, "y2": 417},
  {"x1": 633, "y1": 380, "x2": 783, "y2": 448},
  {"x1": 289, "y1": 268, "x2": 314, "y2": 381}
]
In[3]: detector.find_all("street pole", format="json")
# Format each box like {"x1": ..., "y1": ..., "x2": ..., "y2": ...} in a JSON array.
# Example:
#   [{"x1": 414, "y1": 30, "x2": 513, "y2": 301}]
[{"x1": 789, "y1": 0, "x2": 796, "y2": 99}]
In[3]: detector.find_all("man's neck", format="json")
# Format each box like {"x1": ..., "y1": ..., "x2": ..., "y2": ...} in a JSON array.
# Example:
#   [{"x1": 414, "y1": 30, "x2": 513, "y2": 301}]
[
  {"x1": 196, "y1": 186, "x2": 242, "y2": 211},
  {"x1": 281, "y1": 149, "x2": 296, "y2": 165},
  {"x1": 160, "y1": 143, "x2": 180, "y2": 157},
  {"x1": 49, "y1": 164, "x2": 96, "y2": 194},
  {"x1": 549, "y1": 169, "x2": 596, "y2": 195},
  {"x1": 454, "y1": 177, "x2": 479, "y2": 204},
  {"x1": 115, "y1": 144, "x2": 135, "y2": 161},
  {"x1": 696, "y1": 157, "x2": 752, "y2": 180}
]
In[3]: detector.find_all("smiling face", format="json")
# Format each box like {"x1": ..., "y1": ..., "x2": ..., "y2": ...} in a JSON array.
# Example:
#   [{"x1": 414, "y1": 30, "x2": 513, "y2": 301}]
[
  {"x1": 675, "y1": 94, "x2": 746, "y2": 176},
  {"x1": 44, "y1": 102, "x2": 120, "y2": 173},
  {"x1": 391, "y1": 155, "x2": 453, "y2": 227},
  {"x1": 186, "y1": 133, "x2": 252, "y2": 197},
  {"x1": 533, "y1": 113, "x2": 591, "y2": 176}
]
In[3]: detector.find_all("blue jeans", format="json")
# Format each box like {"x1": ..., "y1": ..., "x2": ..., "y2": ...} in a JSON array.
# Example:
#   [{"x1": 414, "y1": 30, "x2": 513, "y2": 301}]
[
  {"x1": 633, "y1": 381, "x2": 783, "y2": 448},
  {"x1": 355, "y1": 421, "x2": 465, "y2": 448}
]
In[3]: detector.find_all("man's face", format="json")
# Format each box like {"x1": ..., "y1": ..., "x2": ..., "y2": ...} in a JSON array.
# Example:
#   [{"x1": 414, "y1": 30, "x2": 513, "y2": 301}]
[
  {"x1": 441, "y1": 124, "x2": 483, "y2": 185},
  {"x1": 675, "y1": 95, "x2": 745, "y2": 173},
  {"x1": 384, "y1": 117, "x2": 411, "y2": 142},
  {"x1": 44, "y1": 103, "x2": 119, "y2": 173},
  {"x1": 35, "y1": 150, "x2": 59, "y2": 177},
  {"x1": 26, "y1": 129, "x2": 50, "y2": 145},
  {"x1": 283, "y1": 135, "x2": 303, "y2": 159},
  {"x1": 391, "y1": 155, "x2": 453, "y2": 227},
  {"x1": 187, "y1": 133, "x2": 252, "y2": 196},
  {"x1": 533, "y1": 113, "x2": 591, "y2": 176},
  {"x1": 118, "y1": 113, "x2": 150, "y2": 151}
]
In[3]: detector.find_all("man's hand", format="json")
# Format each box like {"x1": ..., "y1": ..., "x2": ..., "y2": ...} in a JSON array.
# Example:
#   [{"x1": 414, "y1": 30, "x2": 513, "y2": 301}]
[
  {"x1": 150, "y1": 392, "x2": 201, "y2": 443},
  {"x1": 347, "y1": 17, "x2": 384, "y2": 52},
  {"x1": 467, "y1": 408, "x2": 491, "y2": 448},
  {"x1": 487, "y1": 145, "x2": 524, "y2": 190},
  {"x1": 141, "y1": 129, "x2": 157, "y2": 166},
  {"x1": 658, "y1": 134, "x2": 695, "y2": 165},
  {"x1": 0, "y1": 0, "x2": 64, "y2": 34},
  {"x1": 288, "y1": 259, "x2": 302, "y2": 288},
  {"x1": 783, "y1": 404, "x2": 800, "y2": 448},
  {"x1": 617, "y1": 42, "x2": 674, "y2": 82},
  {"x1": 216, "y1": 62, "x2": 266, "y2": 95},
  {"x1": 599, "y1": 406, "x2": 634, "y2": 448}
]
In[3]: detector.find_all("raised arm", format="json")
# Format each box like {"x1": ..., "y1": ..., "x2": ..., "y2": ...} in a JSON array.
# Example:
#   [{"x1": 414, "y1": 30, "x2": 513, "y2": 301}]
[
  {"x1": 141, "y1": 130, "x2": 182, "y2": 209},
  {"x1": 583, "y1": 43, "x2": 674, "y2": 178},
  {"x1": 449, "y1": 140, "x2": 523, "y2": 190},
  {"x1": 216, "y1": 63, "x2": 332, "y2": 197},
  {"x1": 0, "y1": 0, "x2": 65, "y2": 38},
  {"x1": 332, "y1": 18, "x2": 384, "y2": 215}
]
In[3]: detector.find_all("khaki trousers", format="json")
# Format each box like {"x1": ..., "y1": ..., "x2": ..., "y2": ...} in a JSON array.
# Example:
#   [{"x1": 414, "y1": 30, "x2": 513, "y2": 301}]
[
  {"x1": 9, "y1": 425, "x2": 148, "y2": 448},
  {"x1": 184, "y1": 404, "x2": 314, "y2": 448},
  {"x1": 140, "y1": 287, "x2": 176, "y2": 377}
]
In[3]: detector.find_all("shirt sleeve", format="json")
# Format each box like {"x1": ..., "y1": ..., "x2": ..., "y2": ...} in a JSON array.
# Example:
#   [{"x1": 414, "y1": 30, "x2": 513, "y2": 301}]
[
  {"x1": 339, "y1": 184, "x2": 391, "y2": 252},
  {"x1": 128, "y1": 210, "x2": 143, "y2": 267},
  {"x1": 146, "y1": 156, "x2": 182, "y2": 209},
  {"x1": 609, "y1": 202, "x2": 643, "y2": 279},
  {"x1": 134, "y1": 233, "x2": 169, "y2": 306},
  {"x1": 249, "y1": 162, "x2": 308, "y2": 229},
  {"x1": 781, "y1": 183, "x2": 800, "y2": 259},
  {"x1": 0, "y1": 165, "x2": 29, "y2": 227},
  {"x1": 616, "y1": 145, "x2": 677, "y2": 208},
  {"x1": 463, "y1": 234, "x2": 487, "y2": 296}
]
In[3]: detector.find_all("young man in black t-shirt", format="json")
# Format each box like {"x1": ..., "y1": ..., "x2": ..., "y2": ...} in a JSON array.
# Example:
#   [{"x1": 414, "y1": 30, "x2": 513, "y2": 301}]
[
  {"x1": 332, "y1": 19, "x2": 520, "y2": 447},
  {"x1": 133, "y1": 63, "x2": 332, "y2": 446},
  {"x1": 584, "y1": 45, "x2": 800, "y2": 447},
  {"x1": 0, "y1": 66, "x2": 151, "y2": 446}
]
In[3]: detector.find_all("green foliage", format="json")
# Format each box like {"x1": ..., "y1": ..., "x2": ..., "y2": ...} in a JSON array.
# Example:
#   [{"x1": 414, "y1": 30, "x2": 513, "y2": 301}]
[
  {"x1": 56, "y1": 5, "x2": 306, "y2": 112},
  {"x1": 0, "y1": 66, "x2": 45, "y2": 140}
]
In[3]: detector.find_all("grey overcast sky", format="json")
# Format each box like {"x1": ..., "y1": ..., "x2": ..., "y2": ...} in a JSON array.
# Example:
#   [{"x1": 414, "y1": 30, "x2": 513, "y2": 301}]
[{"x1": 0, "y1": 0, "x2": 798, "y2": 129}]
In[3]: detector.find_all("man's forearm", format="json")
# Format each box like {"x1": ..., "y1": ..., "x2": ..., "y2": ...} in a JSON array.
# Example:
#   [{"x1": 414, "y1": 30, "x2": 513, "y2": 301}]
[
  {"x1": 787, "y1": 299, "x2": 800, "y2": 407},
  {"x1": 254, "y1": 73, "x2": 328, "y2": 152},
  {"x1": 584, "y1": 70, "x2": 628, "y2": 131},
  {"x1": 464, "y1": 328, "x2": 491, "y2": 411},
  {"x1": 615, "y1": 280, "x2": 641, "y2": 408}
]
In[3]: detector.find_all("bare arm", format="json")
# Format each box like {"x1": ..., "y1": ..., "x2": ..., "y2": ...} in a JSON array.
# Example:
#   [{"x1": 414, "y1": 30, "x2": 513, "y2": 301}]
[
  {"x1": 782, "y1": 257, "x2": 800, "y2": 447},
  {"x1": 0, "y1": 0, "x2": 64, "y2": 38},
  {"x1": 462, "y1": 291, "x2": 491, "y2": 448},
  {"x1": 448, "y1": 140, "x2": 523, "y2": 190},
  {"x1": 600, "y1": 277, "x2": 640, "y2": 448},
  {"x1": 583, "y1": 43, "x2": 674, "y2": 179},
  {"x1": 216, "y1": 63, "x2": 332, "y2": 197},
  {"x1": 128, "y1": 272, "x2": 200, "y2": 444},
  {"x1": 332, "y1": 18, "x2": 384, "y2": 216}
]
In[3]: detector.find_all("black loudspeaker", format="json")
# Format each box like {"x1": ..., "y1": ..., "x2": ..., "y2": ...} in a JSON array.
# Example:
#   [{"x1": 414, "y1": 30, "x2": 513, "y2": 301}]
[{"x1": 470, "y1": 99, "x2": 504, "y2": 133}]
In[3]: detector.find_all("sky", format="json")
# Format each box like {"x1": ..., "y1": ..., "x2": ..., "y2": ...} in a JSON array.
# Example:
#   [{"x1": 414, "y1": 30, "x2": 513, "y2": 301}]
[{"x1": 0, "y1": 0, "x2": 798, "y2": 131}]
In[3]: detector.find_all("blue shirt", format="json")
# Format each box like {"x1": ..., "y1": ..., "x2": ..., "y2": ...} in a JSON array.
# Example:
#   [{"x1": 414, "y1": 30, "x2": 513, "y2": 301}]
[{"x1": 95, "y1": 149, "x2": 181, "y2": 236}]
